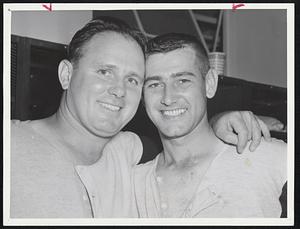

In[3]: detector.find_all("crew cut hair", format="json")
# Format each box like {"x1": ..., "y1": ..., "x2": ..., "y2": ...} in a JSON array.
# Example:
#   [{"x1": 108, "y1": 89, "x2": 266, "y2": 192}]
[
  {"x1": 67, "y1": 16, "x2": 147, "y2": 66},
  {"x1": 146, "y1": 33, "x2": 210, "y2": 77}
]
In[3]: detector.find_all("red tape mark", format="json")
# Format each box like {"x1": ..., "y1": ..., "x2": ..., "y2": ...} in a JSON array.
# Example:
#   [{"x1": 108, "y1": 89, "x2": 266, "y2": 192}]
[
  {"x1": 232, "y1": 3, "x2": 245, "y2": 11},
  {"x1": 42, "y1": 3, "x2": 52, "y2": 11}
]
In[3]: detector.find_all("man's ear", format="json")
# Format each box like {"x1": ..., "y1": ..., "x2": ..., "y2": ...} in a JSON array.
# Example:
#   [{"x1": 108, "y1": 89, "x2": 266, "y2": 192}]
[
  {"x1": 205, "y1": 68, "x2": 219, "y2": 99},
  {"x1": 58, "y1": 59, "x2": 73, "y2": 90}
]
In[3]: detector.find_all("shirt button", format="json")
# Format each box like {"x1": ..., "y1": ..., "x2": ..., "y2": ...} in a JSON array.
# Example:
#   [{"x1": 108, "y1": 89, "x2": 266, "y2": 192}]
[{"x1": 83, "y1": 195, "x2": 88, "y2": 201}]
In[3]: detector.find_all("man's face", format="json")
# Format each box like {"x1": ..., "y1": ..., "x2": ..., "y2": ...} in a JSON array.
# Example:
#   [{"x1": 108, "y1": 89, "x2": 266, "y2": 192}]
[
  {"x1": 65, "y1": 32, "x2": 145, "y2": 137},
  {"x1": 144, "y1": 47, "x2": 209, "y2": 139}
]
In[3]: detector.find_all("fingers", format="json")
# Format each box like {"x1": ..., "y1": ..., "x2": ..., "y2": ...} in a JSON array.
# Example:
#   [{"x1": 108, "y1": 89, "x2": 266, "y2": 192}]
[
  {"x1": 240, "y1": 111, "x2": 253, "y2": 141},
  {"x1": 231, "y1": 112, "x2": 249, "y2": 153},
  {"x1": 257, "y1": 115, "x2": 285, "y2": 132},
  {"x1": 273, "y1": 123, "x2": 285, "y2": 131},
  {"x1": 257, "y1": 117, "x2": 271, "y2": 141},
  {"x1": 222, "y1": 133, "x2": 238, "y2": 145},
  {"x1": 211, "y1": 111, "x2": 269, "y2": 154},
  {"x1": 270, "y1": 122, "x2": 284, "y2": 131},
  {"x1": 217, "y1": 111, "x2": 250, "y2": 153},
  {"x1": 249, "y1": 115, "x2": 262, "y2": 151},
  {"x1": 236, "y1": 128, "x2": 248, "y2": 153}
]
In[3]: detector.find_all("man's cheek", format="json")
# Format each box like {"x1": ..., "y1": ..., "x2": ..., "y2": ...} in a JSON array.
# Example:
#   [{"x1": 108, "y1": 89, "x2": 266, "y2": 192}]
[{"x1": 94, "y1": 83, "x2": 108, "y2": 94}]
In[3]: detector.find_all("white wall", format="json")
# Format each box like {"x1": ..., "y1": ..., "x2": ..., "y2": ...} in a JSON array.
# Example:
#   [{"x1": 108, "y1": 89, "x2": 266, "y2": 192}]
[
  {"x1": 224, "y1": 10, "x2": 287, "y2": 88},
  {"x1": 11, "y1": 10, "x2": 287, "y2": 88},
  {"x1": 12, "y1": 11, "x2": 93, "y2": 45}
]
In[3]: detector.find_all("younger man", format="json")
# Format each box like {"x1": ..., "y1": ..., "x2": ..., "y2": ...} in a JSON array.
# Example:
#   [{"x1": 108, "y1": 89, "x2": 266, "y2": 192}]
[{"x1": 134, "y1": 33, "x2": 287, "y2": 218}]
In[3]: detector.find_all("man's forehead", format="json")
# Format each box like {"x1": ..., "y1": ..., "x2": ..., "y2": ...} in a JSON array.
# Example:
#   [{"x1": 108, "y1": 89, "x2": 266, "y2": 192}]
[
  {"x1": 75, "y1": 31, "x2": 145, "y2": 76},
  {"x1": 146, "y1": 48, "x2": 198, "y2": 74},
  {"x1": 84, "y1": 31, "x2": 128, "y2": 48},
  {"x1": 147, "y1": 47, "x2": 197, "y2": 62},
  {"x1": 79, "y1": 32, "x2": 144, "y2": 60},
  {"x1": 79, "y1": 32, "x2": 143, "y2": 57}
]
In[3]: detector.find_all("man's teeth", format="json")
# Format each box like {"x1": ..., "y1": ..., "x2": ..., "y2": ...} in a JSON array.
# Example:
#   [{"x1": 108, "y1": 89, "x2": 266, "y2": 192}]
[
  {"x1": 162, "y1": 108, "x2": 187, "y2": 116},
  {"x1": 99, "y1": 102, "x2": 121, "y2": 111}
]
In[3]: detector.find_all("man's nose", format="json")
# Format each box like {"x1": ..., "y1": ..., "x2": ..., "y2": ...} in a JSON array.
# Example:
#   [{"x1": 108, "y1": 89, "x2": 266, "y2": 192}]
[
  {"x1": 108, "y1": 81, "x2": 126, "y2": 98},
  {"x1": 161, "y1": 84, "x2": 176, "y2": 106}
]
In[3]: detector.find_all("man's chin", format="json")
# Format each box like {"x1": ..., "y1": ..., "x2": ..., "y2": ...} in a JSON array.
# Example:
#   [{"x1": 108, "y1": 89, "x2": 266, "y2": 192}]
[
  {"x1": 94, "y1": 129, "x2": 120, "y2": 138},
  {"x1": 92, "y1": 123, "x2": 123, "y2": 138},
  {"x1": 159, "y1": 128, "x2": 189, "y2": 140}
]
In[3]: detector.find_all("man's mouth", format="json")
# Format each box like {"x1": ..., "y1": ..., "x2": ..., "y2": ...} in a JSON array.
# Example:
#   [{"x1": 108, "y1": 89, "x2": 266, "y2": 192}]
[
  {"x1": 98, "y1": 102, "x2": 121, "y2": 112},
  {"x1": 161, "y1": 108, "x2": 187, "y2": 117}
]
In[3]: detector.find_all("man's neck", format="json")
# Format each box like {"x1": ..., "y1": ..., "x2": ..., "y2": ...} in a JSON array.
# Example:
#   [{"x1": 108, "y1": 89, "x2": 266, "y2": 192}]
[
  {"x1": 159, "y1": 117, "x2": 223, "y2": 168},
  {"x1": 155, "y1": 117, "x2": 226, "y2": 218},
  {"x1": 41, "y1": 94, "x2": 111, "y2": 165}
]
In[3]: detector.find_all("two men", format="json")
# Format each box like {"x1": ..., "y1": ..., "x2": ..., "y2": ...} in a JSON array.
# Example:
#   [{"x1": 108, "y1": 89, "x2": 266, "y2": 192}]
[
  {"x1": 11, "y1": 17, "x2": 270, "y2": 218},
  {"x1": 134, "y1": 33, "x2": 287, "y2": 217}
]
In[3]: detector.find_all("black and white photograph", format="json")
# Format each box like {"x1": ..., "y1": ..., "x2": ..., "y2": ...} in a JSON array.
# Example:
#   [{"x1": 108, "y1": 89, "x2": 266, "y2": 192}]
[{"x1": 3, "y1": 3, "x2": 294, "y2": 226}]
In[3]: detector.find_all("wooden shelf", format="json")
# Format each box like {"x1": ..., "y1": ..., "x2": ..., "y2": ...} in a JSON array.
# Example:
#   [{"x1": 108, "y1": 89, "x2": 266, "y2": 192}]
[{"x1": 11, "y1": 35, "x2": 67, "y2": 120}]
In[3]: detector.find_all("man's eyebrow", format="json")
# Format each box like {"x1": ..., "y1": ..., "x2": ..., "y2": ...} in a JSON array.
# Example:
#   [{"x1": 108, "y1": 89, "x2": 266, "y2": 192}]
[
  {"x1": 144, "y1": 76, "x2": 162, "y2": 84},
  {"x1": 172, "y1": 71, "x2": 196, "y2": 78},
  {"x1": 144, "y1": 72, "x2": 196, "y2": 84},
  {"x1": 99, "y1": 64, "x2": 144, "y2": 82},
  {"x1": 99, "y1": 64, "x2": 117, "y2": 69}
]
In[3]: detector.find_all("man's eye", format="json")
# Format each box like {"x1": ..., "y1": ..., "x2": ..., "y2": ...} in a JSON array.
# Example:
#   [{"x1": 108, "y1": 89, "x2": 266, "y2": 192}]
[
  {"x1": 147, "y1": 82, "x2": 161, "y2": 88},
  {"x1": 128, "y1": 77, "x2": 139, "y2": 86},
  {"x1": 178, "y1": 79, "x2": 191, "y2": 84},
  {"x1": 98, "y1": 69, "x2": 112, "y2": 77}
]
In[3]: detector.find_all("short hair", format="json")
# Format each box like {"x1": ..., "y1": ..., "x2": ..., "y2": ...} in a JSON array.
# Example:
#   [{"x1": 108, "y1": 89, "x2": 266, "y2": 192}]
[
  {"x1": 67, "y1": 16, "x2": 147, "y2": 66},
  {"x1": 146, "y1": 33, "x2": 210, "y2": 77}
]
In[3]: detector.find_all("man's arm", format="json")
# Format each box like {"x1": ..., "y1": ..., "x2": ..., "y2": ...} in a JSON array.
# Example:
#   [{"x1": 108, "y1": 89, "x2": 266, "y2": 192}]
[{"x1": 210, "y1": 111, "x2": 271, "y2": 153}]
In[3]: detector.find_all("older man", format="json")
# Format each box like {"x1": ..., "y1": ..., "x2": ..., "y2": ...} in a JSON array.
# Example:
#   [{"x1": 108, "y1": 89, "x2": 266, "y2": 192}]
[{"x1": 11, "y1": 17, "x2": 269, "y2": 218}]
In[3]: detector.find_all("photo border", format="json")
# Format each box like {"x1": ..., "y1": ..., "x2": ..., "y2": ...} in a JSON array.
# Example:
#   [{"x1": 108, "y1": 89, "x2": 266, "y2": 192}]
[{"x1": 3, "y1": 3, "x2": 295, "y2": 226}]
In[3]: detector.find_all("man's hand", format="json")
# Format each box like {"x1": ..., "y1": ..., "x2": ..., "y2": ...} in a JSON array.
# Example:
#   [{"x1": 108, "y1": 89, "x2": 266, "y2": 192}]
[
  {"x1": 258, "y1": 115, "x2": 286, "y2": 132},
  {"x1": 210, "y1": 111, "x2": 271, "y2": 153}
]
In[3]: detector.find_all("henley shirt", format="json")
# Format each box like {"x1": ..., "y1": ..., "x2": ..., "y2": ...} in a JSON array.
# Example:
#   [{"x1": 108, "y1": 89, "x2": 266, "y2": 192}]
[{"x1": 11, "y1": 120, "x2": 142, "y2": 218}]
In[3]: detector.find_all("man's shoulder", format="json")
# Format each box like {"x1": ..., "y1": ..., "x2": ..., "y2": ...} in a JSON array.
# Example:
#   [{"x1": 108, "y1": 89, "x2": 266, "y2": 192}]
[
  {"x1": 11, "y1": 119, "x2": 38, "y2": 148},
  {"x1": 242, "y1": 138, "x2": 286, "y2": 161},
  {"x1": 222, "y1": 138, "x2": 286, "y2": 161},
  {"x1": 10, "y1": 119, "x2": 61, "y2": 167},
  {"x1": 219, "y1": 138, "x2": 287, "y2": 179},
  {"x1": 11, "y1": 119, "x2": 32, "y2": 133},
  {"x1": 213, "y1": 139, "x2": 287, "y2": 195},
  {"x1": 112, "y1": 131, "x2": 142, "y2": 146},
  {"x1": 11, "y1": 119, "x2": 45, "y2": 140},
  {"x1": 102, "y1": 131, "x2": 143, "y2": 166},
  {"x1": 259, "y1": 137, "x2": 286, "y2": 150}
]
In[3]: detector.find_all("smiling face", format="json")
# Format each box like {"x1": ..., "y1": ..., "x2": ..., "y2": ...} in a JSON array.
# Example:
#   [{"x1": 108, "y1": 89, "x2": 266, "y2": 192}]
[
  {"x1": 144, "y1": 46, "x2": 216, "y2": 139},
  {"x1": 61, "y1": 32, "x2": 145, "y2": 137}
]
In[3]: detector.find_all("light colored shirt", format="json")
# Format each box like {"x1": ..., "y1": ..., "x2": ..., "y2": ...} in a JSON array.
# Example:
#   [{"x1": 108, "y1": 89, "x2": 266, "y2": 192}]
[
  {"x1": 134, "y1": 139, "x2": 287, "y2": 218},
  {"x1": 10, "y1": 120, "x2": 142, "y2": 218}
]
